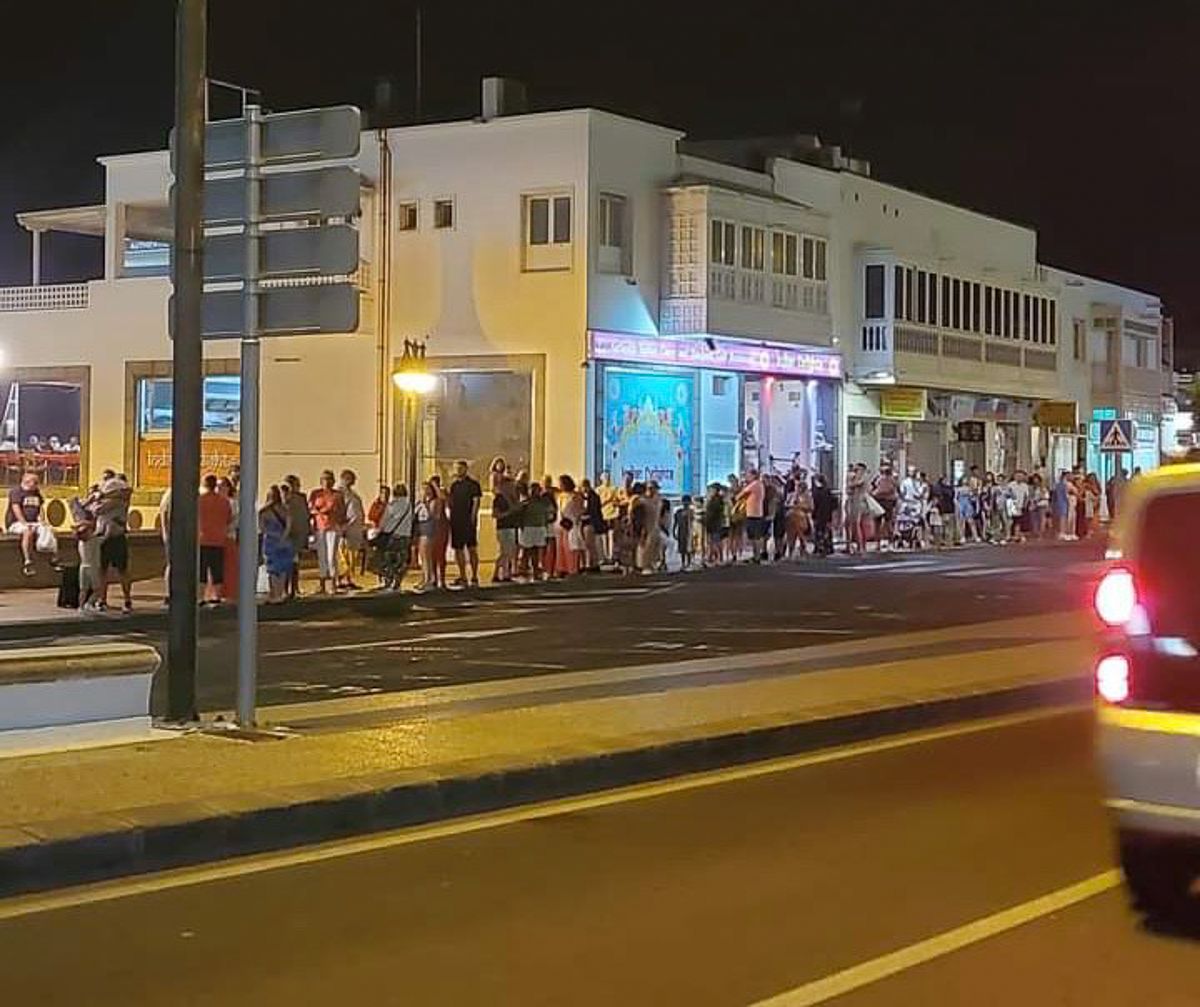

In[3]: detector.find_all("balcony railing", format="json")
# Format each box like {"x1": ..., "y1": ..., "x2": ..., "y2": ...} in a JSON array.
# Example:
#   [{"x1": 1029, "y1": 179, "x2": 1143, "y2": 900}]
[
  {"x1": 0, "y1": 283, "x2": 89, "y2": 313},
  {"x1": 860, "y1": 320, "x2": 1062, "y2": 379}
]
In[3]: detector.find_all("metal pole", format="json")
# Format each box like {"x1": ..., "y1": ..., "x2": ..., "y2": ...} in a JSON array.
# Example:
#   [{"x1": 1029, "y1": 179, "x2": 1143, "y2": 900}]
[
  {"x1": 167, "y1": 0, "x2": 206, "y2": 723},
  {"x1": 406, "y1": 394, "x2": 419, "y2": 496},
  {"x1": 414, "y1": 6, "x2": 423, "y2": 120},
  {"x1": 236, "y1": 104, "x2": 263, "y2": 728}
]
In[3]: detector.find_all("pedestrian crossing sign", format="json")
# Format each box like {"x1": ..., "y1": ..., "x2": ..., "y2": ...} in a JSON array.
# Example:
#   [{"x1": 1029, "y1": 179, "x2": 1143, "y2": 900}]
[{"x1": 1099, "y1": 418, "x2": 1134, "y2": 452}]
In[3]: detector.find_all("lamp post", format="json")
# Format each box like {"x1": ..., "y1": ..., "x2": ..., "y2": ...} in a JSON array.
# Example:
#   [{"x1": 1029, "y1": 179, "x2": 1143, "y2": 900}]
[{"x1": 392, "y1": 340, "x2": 435, "y2": 493}]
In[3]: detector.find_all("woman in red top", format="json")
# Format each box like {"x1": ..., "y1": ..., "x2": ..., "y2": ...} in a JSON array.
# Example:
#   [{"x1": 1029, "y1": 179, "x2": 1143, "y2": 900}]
[{"x1": 308, "y1": 470, "x2": 347, "y2": 594}]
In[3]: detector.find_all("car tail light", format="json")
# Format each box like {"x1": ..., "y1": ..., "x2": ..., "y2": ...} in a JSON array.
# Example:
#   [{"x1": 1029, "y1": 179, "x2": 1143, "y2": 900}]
[
  {"x1": 1096, "y1": 654, "x2": 1130, "y2": 704},
  {"x1": 1095, "y1": 566, "x2": 1138, "y2": 627}
]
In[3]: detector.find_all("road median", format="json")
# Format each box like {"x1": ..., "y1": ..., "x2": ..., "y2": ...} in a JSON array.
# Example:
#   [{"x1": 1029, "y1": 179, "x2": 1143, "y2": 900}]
[{"x1": 0, "y1": 613, "x2": 1091, "y2": 898}]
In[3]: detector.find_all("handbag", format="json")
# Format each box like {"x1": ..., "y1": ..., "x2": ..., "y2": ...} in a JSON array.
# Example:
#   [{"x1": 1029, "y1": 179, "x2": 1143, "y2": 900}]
[
  {"x1": 865, "y1": 494, "x2": 885, "y2": 519},
  {"x1": 35, "y1": 523, "x2": 58, "y2": 554}
]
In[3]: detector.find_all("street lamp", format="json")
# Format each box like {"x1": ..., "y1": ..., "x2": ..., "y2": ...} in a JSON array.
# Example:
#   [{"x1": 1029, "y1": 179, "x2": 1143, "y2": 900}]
[{"x1": 392, "y1": 339, "x2": 435, "y2": 492}]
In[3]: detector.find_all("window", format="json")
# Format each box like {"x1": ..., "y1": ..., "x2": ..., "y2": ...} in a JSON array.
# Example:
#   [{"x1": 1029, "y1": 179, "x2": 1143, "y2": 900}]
[
  {"x1": 916, "y1": 270, "x2": 927, "y2": 323},
  {"x1": 711, "y1": 220, "x2": 736, "y2": 266},
  {"x1": 523, "y1": 192, "x2": 573, "y2": 270},
  {"x1": 772, "y1": 232, "x2": 786, "y2": 274},
  {"x1": 971, "y1": 283, "x2": 981, "y2": 332},
  {"x1": 865, "y1": 264, "x2": 885, "y2": 318},
  {"x1": 785, "y1": 234, "x2": 798, "y2": 276},
  {"x1": 1032, "y1": 296, "x2": 1041, "y2": 342},
  {"x1": 135, "y1": 373, "x2": 239, "y2": 488},
  {"x1": 397, "y1": 201, "x2": 418, "y2": 231},
  {"x1": 1003, "y1": 290, "x2": 1012, "y2": 338},
  {"x1": 928, "y1": 273, "x2": 938, "y2": 325},
  {"x1": 0, "y1": 370, "x2": 87, "y2": 489},
  {"x1": 1049, "y1": 301, "x2": 1057, "y2": 345},
  {"x1": 815, "y1": 239, "x2": 827, "y2": 281},
  {"x1": 894, "y1": 265, "x2": 905, "y2": 318},
  {"x1": 1022, "y1": 294, "x2": 1031, "y2": 341},
  {"x1": 984, "y1": 287, "x2": 993, "y2": 335},
  {"x1": 802, "y1": 236, "x2": 814, "y2": 279},
  {"x1": 952, "y1": 278, "x2": 961, "y2": 329},
  {"x1": 1073, "y1": 319, "x2": 1086, "y2": 361},
  {"x1": 739, "y1": 226, "x2": 766, "y2": 271},
  {"x1": 1136, "y1": 337, "x2": 1150, "y2": 368},
  {"x1": 122, "y1": 239, "x2": 170, "y2": 277},
  {"x1": 598, "y1": 193, "x2": 630, "y2": 274},
  {"x1": 941, "y1": 276, "x2": 950, "y2": 327},
  {"x1": 905, "y1": 268, "x2": 915, "y2": 321},
  {"x1": 599, "y1": 194, "x2": 626, "y2": 249},
  {"x1": 433, "y1": 198, "x2": 454, "y2": 229}
]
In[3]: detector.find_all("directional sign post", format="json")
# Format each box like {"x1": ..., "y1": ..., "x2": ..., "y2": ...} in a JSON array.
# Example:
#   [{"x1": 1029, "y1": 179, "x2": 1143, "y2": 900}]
[
  {"x1": 1099, "y1": 419, "x2": 1135, "y2": 453},
  {"x1": 172, "y1": 101, "x2": 361, "y2": 728}
]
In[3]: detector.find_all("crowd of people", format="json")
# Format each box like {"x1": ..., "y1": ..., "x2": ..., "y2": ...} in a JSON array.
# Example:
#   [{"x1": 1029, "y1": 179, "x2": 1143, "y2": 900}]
[{"x1": 4, "y1": 452, "x2": 1133, "y2": 613}]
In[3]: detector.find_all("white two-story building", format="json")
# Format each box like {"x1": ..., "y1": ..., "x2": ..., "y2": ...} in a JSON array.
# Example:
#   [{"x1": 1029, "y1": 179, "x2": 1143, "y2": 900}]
[{"x1": 0, "y1": 79, "x2": 1170, "y2": 530}]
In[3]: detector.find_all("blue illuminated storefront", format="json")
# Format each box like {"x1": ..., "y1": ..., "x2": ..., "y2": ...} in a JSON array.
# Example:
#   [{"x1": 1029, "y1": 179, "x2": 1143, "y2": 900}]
[{"x1": 587, "y1": 331, "x2": 843, "y2": 495}]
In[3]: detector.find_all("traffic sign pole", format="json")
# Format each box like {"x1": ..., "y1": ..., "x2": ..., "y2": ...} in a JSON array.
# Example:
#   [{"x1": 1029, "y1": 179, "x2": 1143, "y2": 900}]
[
  {"x1": 236, "y1": 104, "x2": 263, "y2": 728},
  {"x1": 166, "y1": 0, "x2": 206, "y2": 724}
]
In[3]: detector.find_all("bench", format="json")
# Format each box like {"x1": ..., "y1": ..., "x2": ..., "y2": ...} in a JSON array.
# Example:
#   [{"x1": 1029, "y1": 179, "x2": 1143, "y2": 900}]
[{"x1": 0, "y1": 643, "x2": 160, "y2": 750}]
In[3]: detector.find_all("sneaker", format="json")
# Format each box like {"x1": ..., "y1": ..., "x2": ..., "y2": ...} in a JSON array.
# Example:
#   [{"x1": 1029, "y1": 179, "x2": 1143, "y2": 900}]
[
  {"x1": 21, "y1": 562, "x2": 34, "y2": 577},
  {"x1": 469, "y1": 578, "x2": 480, "y2": 588},
  {"x1": 122, "y1": 601, "x2": 133, "y2": 615}
]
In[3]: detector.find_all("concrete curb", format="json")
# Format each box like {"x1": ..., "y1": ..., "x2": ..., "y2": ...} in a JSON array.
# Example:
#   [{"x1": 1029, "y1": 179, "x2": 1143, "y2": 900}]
[{"x1": 0, "y1": 674, "x2": 1090, "y2": 898}]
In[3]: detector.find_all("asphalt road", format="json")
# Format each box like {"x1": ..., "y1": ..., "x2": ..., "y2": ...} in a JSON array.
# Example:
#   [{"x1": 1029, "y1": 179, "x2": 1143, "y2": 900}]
[
  {"x1": 101, "y1": 540, "x2": 1105, "y2": 713},
  {"x1": 5, "y1": 707, "x2": 1195, "y2": 1006}
]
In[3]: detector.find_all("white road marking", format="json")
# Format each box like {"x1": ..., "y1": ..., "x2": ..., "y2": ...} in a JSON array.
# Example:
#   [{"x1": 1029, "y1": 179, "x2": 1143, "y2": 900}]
[
  {"x1": 945, "y1": 566, "x2": 1036, "y2": 578},
  {"x1": 749, "y1": 869, "x2": 1121, "y2": 1006},
  {"x1": 461, "y1": 659, "x2": 568, "y2": 671},
  {"x1": 637, "y1": 626, "x2": 856, "y2": 636},
  {"x1": 262, "y1": 626, "x2": 531, "y2": 658},
  {"x1": 0, "y1": 705, "x2": 1080, "y2": 922}
]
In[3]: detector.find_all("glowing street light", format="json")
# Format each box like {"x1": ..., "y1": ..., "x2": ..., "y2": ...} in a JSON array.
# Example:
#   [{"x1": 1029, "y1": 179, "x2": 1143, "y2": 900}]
[{"x1": 392, "y1": 339, "x2": 434, "y2": 491}]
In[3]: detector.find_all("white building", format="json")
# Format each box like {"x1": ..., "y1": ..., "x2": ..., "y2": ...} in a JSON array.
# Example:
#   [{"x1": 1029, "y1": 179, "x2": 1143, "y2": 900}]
[{"x1": 0, "y1": 80, "x2": 1170, "y2": 531}]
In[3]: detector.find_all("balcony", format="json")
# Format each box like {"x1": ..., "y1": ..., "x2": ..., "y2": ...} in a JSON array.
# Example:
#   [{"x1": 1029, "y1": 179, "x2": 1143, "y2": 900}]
[
  {"x1": 0, "y1": 284, "x2": 90, "y2": 313},
  {"x1": 856, "y1": 320, "x2": 1062, "y2": 397}
]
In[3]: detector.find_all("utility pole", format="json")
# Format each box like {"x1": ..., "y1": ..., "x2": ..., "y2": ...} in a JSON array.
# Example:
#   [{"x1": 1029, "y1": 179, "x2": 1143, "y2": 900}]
[{"x1": 167, "y1": 0, "x2": 206, "y2": 723}]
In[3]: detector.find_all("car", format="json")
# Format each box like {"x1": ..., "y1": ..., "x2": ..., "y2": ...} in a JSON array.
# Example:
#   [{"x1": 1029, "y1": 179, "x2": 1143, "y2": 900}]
[{"x1": 1095, "y1": 461, "x2": 1200, "y2": 921}]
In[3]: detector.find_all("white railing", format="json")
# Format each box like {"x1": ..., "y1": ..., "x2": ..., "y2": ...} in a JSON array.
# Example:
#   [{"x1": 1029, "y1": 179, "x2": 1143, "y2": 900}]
[{"x1": 0, "y1": 283, "x2": 89, "y2": 312}]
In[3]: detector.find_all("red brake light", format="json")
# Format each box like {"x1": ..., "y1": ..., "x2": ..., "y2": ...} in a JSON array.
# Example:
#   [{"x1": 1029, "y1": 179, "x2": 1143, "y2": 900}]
[
  {"x1": 1096, "y1": 654, "x2": 1130, "y2": 704},
  {"x1": 1095, "y1": 567, "x2": 1138, "y2": 627}
]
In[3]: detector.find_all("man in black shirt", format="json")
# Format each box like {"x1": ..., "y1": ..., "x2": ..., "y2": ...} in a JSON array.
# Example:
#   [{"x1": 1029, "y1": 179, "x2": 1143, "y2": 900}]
[
  {"x1": 448, "y1": 460, "x2": 482, "y2": 588},
  {"x1": 8, "y1": 471, "x2": 44, "y2": 575}
]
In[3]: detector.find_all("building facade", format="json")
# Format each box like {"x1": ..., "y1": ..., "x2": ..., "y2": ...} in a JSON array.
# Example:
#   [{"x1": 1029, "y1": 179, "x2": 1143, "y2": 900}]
[{"x1": 0, "y1": 83, "x2": 1172, "y2": 532}]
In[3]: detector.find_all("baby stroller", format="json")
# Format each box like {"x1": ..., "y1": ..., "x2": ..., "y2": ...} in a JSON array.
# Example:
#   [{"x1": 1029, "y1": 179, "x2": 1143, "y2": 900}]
[{"x1": 893, "y1": 498, "x2": 925, "y2": 551}]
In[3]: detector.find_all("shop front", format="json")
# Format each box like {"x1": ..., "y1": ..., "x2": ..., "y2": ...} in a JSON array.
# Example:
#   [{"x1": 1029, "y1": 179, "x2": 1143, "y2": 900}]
[
  {"x1": 847, "y1": 386, "x2": 1043, "y2": 481},
  {"x1": 587, "y1": 331, "x2": 842, "y2": 494}
]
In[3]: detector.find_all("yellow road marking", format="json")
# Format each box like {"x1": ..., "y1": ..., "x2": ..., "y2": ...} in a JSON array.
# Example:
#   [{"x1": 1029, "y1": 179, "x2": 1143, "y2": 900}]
[
  {"x1": 1099, "y1": 704, "x2": 1200, "y2": 737},
  {"x1": 0, "y1": 705, "x2": 1082, "y2": 922},
  {"x1": 750, "y1": 870, "x2": 1121, "y2": 1006}
]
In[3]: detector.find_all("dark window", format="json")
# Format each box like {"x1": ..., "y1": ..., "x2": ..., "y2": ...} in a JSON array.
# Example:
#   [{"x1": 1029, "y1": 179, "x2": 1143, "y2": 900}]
[
  {"x1": 928, "y1": 273, "x2": 938, "y2": 325},
  {"x1": 916, "y1": 270, "x2": 927, "y2": 323},
  {"x1": 865, "y1": 264, "x2": 885, "y2": 318},
  {"x1": 894, "y1": 265, "x2": 904, "y2": 318},
  {"x1": 433, "y1": 199, "x2": 454, "y2": 229},
  {"x1": 941, "y1": 275, "x2": 950, "y2": 326},
  {"x1": 905, "y1": 268, "x2": 915, "y2": 321},
  {"x1": 553, "y1": 196, "x2": 572, "y2": 243},
  {"x1": 971, "y1": 283, "x2": 981, "y2": 332},
  {"x1": 1022, "y1": 294, "x2": 1031, "y2": 341},
  {"x1": 952, "y1": 279, "x2": 961, "y2": 329},
  {"x1": 1003, "y1": 291, "x2": 1012, "y2": 337},
  {"x1": 984, "y1": 287, "x2": 993, "y2": 334},
  {"x1": 1049, "y1": 302, "x2": 1057, "y2": 345}
]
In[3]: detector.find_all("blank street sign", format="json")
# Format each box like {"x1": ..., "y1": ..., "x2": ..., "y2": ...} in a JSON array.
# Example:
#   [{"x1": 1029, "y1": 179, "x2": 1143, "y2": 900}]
[
  {"x1": 201, "y1": 225, "x2": 359, "y2": 282},
  {"x1": 168, "y1": 283, "x2": 360, "y2": 339},
  {"x1": 172, "y1": 166, "x2": 361, "y2": 225},
  {"x1": 171, "y1": 106, "x2": 362, "y2": 170}
]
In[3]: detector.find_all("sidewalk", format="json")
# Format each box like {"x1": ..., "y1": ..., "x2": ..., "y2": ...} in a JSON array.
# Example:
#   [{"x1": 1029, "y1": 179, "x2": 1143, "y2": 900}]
[{"x1": 0, "y1": 610, "x2": 1092, "y2": 896}]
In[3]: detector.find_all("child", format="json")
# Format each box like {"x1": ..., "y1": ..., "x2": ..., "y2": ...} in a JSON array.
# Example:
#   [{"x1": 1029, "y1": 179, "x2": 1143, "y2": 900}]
[
  {"x1": 71, "y1": 490, "x2": 102, "y2": 612},
  {"x1": 672, "y1": 495, "x2": 695, "y2": 570}
]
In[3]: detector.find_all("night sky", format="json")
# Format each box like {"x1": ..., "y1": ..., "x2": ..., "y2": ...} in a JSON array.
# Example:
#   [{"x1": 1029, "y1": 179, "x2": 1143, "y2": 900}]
[{"x1": 2, "y1": 1, "x2": 1196, "y2": 366}]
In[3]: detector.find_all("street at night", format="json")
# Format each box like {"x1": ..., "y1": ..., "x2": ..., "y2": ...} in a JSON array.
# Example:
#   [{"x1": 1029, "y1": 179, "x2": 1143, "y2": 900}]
[
  {"x1": 3, "y1": 1, "x2": 1200, "y2": 1002},
  {"x1": 115, "y1": 541, "x2": 1103, "y2": 713},
  {"x1": 5, "y1": 708, "x2": 1197, "y2": 1006}
]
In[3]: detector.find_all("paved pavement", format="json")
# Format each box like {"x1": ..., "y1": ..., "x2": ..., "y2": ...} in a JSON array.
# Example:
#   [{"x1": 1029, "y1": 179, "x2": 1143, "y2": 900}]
[
  {"x1": 0, "y1": 540, "x2": 1106, "y2": 716},
  {"x1": 6, "y1": 708, "x2": 1189, "y2": 1006}
]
